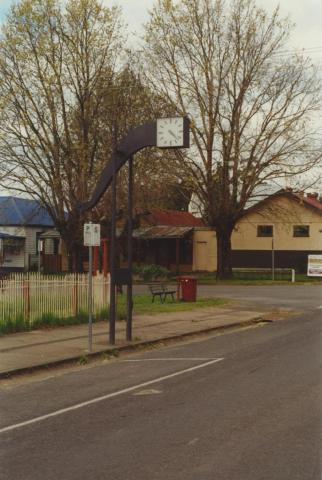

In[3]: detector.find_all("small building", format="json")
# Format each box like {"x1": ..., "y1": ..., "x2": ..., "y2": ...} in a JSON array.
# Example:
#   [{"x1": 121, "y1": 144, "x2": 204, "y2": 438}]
[
  {"x1": 0, "y1": 196, "x2": 54, "y2": 272},
  {"x1": 131, "y1": 208, "x2": 204, "y2": 273},
  {"x1": 193, "y1": 189, "x2": 322, "y2": 273}
]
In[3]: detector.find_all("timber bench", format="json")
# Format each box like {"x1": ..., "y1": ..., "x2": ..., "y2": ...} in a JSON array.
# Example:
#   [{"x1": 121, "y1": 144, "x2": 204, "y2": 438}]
[{"x1": 148, "y1": 283, "x2": 176, "y2": 303}]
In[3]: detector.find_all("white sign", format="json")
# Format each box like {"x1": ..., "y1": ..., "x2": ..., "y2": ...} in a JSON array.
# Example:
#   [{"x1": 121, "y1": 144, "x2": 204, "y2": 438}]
[
  {"x1": 307, "y1": 255, "x2": 322, "y2": 276},
  {"x1": 84, "y1": 223, "x2": 101, "y2": 247}
]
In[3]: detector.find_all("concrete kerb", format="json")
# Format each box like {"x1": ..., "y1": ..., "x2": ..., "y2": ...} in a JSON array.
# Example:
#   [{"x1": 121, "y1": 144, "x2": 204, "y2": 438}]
[{"x1": 0, "y1": 316, "x2": 265, "y2": 380}]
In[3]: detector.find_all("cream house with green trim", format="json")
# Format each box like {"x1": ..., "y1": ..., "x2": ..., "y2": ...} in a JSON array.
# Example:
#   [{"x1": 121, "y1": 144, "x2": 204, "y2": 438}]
[{"x1": 193, "y1": 190, "x2": 322, "y2": 273}]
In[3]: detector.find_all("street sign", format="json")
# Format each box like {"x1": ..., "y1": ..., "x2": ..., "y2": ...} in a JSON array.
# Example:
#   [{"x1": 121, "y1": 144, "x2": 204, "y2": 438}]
[
  {"x1": 307, "y1": 254, "x2": 322, "y2": 276},
  {"x1": 84, "y1": 223, "x2": 101, "y2": 247}
]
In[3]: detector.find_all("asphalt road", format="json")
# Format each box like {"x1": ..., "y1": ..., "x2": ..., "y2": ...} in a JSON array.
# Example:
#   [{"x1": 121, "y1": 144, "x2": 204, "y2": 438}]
[
  {"x1": 135, "y1": 283, "x2": 322, "y2": 310},
  {"x1": 1, "y1": 309, "x2": 321, "y2": 479}
]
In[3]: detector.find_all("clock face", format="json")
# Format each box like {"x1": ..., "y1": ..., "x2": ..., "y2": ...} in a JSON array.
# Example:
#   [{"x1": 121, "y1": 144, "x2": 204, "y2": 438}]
[{"x1": 157, "y1": 117, "x2": 184, "y2": 148}]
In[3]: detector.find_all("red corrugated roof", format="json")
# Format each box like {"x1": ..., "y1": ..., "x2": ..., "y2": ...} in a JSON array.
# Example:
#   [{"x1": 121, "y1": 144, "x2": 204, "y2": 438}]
[
  {"x1": 299, "y1": 194, "x2": 322, "y2": 212},
  {"x1": 133, "y1": 226, "x2": 193, "y2": 239},
  {"x1": 143, "y1": 208, "x2": 204, "y2": 227}
]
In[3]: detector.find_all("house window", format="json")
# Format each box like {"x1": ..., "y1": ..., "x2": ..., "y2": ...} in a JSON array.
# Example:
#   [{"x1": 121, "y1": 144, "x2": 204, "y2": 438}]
[
  {"x1": 293, "y1": 225, "x2": 310, "y2": 237},
  {"x1": 3, "y1": 238, "x2": 25, "y2": 255},
  {"x1": 257, "y1": 225, "x2": 273, "y2": 237}
]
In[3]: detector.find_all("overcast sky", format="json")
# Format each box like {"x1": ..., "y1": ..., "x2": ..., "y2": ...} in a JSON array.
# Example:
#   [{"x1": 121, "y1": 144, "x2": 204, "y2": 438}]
[
  {"x1": 1, "y1": 0, "x2": 322, "y2": 54},
  {"x1": 0, "y1": 0, "x2": 321, "y2": 191}
]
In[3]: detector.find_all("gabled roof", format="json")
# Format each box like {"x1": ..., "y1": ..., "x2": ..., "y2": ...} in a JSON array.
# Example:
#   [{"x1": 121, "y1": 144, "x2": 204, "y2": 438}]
[
  {"x1": 245, "y1": 189, "x2": 322, "y2": 217},
  {"x1": 142, "y1": 208, "x2": 204, "y2": 227},
  {"x1": 0, "y1": 197, "x2": 54, "y2": 227}
]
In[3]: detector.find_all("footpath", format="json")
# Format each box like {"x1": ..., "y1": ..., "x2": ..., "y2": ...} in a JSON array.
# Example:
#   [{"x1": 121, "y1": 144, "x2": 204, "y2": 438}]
[{"x1": 0, "y1": 303, "x2": 275, "y2": 378}]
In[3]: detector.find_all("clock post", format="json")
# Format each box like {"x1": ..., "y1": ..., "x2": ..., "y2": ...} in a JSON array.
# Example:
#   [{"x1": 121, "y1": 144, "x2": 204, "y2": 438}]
[{"x1": 79, "y1": 117, "x2": 190, "y2": 345}]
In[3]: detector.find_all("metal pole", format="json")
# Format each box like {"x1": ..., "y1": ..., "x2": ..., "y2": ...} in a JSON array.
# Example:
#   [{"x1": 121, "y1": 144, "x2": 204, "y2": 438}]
[
  {"x1": 88, "y1": 245, "x2": 93, "y2": 352},
  {"x1": 272, "y1": 238, "x2": 275, "y2": 281},
  {"x1": 109, "y1": 156, "x2": 117, "y2": 345},
  {"x1": 126, "y1": 155, "x2": 133, "y2": 341}
]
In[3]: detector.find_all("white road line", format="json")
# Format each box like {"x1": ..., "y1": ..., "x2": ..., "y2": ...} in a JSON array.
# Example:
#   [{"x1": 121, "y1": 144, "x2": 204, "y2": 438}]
[
  {"x1": 0, "y1": 358, "x2": 223, "y2": 435},
  {"x1": 122, "y1": 358, "x2": 219, "y2": 362}
]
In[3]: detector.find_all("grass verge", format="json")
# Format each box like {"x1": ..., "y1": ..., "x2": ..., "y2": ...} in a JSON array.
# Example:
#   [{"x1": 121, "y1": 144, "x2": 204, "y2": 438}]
[
  {"x1": 0, "y1": 295, "x2": 229, "y2": 335},
  {"x1": 129, "y1": 294, "x2": 228, "y2": 315}
]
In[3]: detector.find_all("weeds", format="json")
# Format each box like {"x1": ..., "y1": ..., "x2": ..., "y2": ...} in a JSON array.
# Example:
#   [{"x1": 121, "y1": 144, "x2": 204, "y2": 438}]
[{"x1": 78, "y1": 355, "x2": 89, "y2": 365}]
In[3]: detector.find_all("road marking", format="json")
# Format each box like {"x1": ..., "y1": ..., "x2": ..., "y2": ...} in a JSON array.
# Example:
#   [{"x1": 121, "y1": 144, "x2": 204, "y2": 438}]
[
  {"x1": 0, "y1": 358, "x2": 223, "y2": 435},
  {"x1": 122, "y1": 357, "x2": 219, "y2": 362},
  {"x1": 133, "y1": 388, "x2": 162, "y2": 396},
  {"x1": 188, "y1": 437, "x2": 199, "y2": 446}
]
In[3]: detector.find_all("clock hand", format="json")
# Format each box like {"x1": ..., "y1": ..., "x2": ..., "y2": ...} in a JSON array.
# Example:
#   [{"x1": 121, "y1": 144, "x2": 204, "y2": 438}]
[{"x1": 168, "y1": 130, "x2": 177, "y2": 139}]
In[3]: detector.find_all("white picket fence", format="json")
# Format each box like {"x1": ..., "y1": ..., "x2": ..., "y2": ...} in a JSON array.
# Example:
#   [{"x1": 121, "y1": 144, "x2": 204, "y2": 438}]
[{"x1": 0, "y1": 273, "x2": 110, "y2": 325}]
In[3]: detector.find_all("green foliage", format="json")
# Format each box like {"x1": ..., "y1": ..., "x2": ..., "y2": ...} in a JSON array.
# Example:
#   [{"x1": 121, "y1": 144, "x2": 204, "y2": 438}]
[
  {"x1": 78, "y1": 355, "x2": 89, "y2": 365},
  {"x1": 0, "y1": 307, "x2": 110, "y2": 335},
  {"x1": 133, "y1": 264, "x2": 170, "y2": 282},
  {"x1": 0, "y1": 314, "x2": 26, "y2": 335},
  {"x1": 0, "y1": 0, "x2": 125, "y2": 258}
]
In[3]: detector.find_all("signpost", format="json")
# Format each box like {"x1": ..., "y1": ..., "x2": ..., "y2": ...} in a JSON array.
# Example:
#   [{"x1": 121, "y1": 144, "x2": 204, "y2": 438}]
[
  {"x1": 84, "y1": 223, "x2": 101, "y2": 352},
  {"x1": 271, "y1": 239, "x2": 275, "y2": 281}
]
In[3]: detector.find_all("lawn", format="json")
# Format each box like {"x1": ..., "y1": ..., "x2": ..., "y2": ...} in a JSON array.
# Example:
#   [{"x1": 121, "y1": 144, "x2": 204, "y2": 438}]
[
  {"x1": 119, "y1": 294, "x2": 229, "y2": 317},
  {"x1": 0, "y1": 294, "x2": 230, "y2": 335}
]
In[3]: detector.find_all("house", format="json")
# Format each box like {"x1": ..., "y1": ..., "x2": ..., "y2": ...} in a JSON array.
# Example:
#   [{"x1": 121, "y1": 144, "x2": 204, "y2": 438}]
[
  {"x1": 130, "y1": 208, "x2": 204, "y2": 273},
  {"x1": 0, "y1": 197, "x2": 54, "y2": 271},
  {"x1": 193, "y1": 189, "x2": 322, "y2": 273}
]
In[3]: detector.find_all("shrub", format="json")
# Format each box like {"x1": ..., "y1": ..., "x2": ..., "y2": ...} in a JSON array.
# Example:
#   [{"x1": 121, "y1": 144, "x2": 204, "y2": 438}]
[{"x1": 133, "y1": 264, "x2": 170, "y2": 282}]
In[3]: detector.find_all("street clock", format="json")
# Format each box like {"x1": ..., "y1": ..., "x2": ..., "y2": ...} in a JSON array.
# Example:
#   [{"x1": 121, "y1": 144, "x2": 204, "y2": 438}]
[{"x1": 157, "y1": 117, "x2": 190, "y2": 148}]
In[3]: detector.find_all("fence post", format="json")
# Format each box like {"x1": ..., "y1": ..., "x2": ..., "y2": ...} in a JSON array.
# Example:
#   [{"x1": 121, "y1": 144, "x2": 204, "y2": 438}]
[
  {"x1": 73, "y1": 274, "x2": 79, "y2": 317},
  {"x1": 23, "y1": 278, "x2": 30, "y2": 326}
]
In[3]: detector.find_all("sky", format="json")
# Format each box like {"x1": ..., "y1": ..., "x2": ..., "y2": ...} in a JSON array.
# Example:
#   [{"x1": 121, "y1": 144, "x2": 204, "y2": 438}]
[
  {"x1": 0, "y1": 0, "x2": 322, "y2": 193},
  {"x1": 1, "y1": 0, "x2": 322, "y2": 56},
  {"x1": 0, "y1": 0, "x2": 320, "y2": 42}
]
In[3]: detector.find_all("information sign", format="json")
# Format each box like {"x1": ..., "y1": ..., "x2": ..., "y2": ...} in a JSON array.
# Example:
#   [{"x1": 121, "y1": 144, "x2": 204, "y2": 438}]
[
  {"x1": 84, "y1": 223, "x2": 101, "y2": 247},
  {"x1": 307, "y1": 255, "x2": 322, "y2": 276}
]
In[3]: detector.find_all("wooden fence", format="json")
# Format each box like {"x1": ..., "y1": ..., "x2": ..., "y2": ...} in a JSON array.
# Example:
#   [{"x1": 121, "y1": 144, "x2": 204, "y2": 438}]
[{"x1": 0, "y1": 273, "x2": 110, "y2": 325}]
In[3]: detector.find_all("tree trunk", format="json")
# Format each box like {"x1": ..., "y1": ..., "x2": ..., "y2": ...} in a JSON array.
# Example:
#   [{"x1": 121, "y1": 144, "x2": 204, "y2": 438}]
[
  {"x1": 216, "y1": 226, "x2": 234, "y2": 279},
  {"x1": 64, "y1": 239, "x2": 84, "y2": 273},
  {"x1": 68, "y1": 252, "x2": 73, "y2": 272},
  {"x1": 73, "y1": 245, "x2": 84, "y2": 273}
]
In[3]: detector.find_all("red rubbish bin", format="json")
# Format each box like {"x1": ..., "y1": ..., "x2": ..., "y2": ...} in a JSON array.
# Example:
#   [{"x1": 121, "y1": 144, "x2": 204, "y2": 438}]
[{"x1": 177, "y1": 276, "x2": 197, "y2": 302}]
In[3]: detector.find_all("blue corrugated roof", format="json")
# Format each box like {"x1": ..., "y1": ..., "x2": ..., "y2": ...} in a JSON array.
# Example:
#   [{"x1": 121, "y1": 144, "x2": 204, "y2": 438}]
[{"x1": 0, "y1": 197, "x2": 54, "y2": 227}]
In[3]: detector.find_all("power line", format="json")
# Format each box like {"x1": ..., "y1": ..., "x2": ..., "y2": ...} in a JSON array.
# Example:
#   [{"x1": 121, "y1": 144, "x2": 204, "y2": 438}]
[{"x1": 273, "y1": 46, "x2": 322, "y2": 58}]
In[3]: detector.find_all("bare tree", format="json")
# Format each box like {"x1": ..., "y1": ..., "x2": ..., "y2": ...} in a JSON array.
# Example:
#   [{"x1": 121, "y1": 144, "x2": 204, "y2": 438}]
[
  {"x1": 0, "y1": 0, "x2": 124, "y2": 270},
  {"x1": 142, "y1": 0, "x2": 322, "y2": 278}
]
